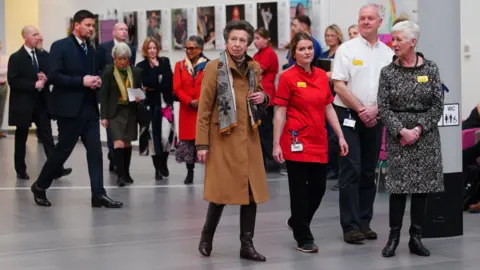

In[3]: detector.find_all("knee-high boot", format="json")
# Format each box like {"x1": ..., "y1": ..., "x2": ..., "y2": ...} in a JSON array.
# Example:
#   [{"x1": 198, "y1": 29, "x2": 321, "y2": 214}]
[
  {"x1": 382, "y1": 194, "x2": 407, "y2": 257},
  {"x1": 239, "y1": 202, "x2": 266, "y2": 262},
  {"x1": 184, "y1": 163, "x2": 194, "y2": 185},
  {"x1": 409, "y1": 194, "x2": 430, "y2": 256},
  {"x1": 159, "y1": 151, "x2": 170, "y2": 177},
  {"x1": 198, "y1": 203, "x2": 225, "y2": 257},
  {"x1": 114, "y1": 148, "x2": 126, "y2": 187},
  {"x1": 152, "y1": 155, "x2": 162, "y2": 180},
  {"x1": 124, "y1": 147, "x2": 134, "y2": 184}
]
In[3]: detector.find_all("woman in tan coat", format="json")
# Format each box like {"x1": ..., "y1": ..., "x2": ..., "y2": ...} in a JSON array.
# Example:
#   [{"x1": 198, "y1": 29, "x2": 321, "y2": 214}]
[{"x1": 196, "y1": 20, "x2": 269, "y2": 262}]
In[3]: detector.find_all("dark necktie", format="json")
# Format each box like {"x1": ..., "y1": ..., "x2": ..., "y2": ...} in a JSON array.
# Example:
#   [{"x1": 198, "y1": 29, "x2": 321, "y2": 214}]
[
  {"x1": 80, "y1": 42, "x2": 88, "y2": 55},
  {"x1": 31, "y1": 50, "x2": 39, "y2": 73}
]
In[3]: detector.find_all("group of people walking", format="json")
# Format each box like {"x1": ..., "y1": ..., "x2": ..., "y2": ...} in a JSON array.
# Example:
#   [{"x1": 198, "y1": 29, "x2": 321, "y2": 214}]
[{"x1": 2, "y1": 3, "x2": 446, "y2": 264}]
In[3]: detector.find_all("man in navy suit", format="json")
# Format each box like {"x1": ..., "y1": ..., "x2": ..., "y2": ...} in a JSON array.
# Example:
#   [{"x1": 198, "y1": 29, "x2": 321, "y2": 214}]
[
  {"x1": 96, "y1": 22, "x2": 136, "y2": 172},
  {"x1": 7, "y1": 26, "x2": 72, "y2": 180},
  {"x1": 31, "y1": 10, "x2": 123, "y2": 208}
]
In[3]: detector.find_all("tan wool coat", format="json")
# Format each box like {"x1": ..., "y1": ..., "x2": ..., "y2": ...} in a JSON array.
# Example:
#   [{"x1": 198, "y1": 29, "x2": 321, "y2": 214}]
[{"x1": 195, "y1": 54, "x2": 269, "y2": 205}]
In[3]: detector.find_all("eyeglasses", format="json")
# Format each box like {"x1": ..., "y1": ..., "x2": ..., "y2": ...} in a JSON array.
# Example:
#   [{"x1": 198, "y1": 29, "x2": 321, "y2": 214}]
[{"x1": 185, "y1": 47, "x2": 198, "y2": 51}]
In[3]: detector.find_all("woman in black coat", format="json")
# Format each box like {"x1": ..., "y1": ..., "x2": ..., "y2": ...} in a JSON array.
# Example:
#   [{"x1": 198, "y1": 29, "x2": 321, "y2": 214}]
[{"x1": 136, "y1": 37, "x2": 174, "y2": 180}]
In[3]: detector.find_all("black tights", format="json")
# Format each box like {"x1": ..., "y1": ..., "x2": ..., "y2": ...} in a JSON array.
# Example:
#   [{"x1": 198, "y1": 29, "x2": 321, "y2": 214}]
[{"x1": 389, "y1": 193, "x2": 427, "y2": 234}]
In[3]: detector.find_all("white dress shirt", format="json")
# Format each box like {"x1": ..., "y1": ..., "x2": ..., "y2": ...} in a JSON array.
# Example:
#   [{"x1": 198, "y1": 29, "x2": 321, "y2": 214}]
[
  {"x1": 23, "y1": 45, "x2": 39, "y2": 68},
  {"x1": 332, "y1": 35, "x2": 394, "y2": 108}
]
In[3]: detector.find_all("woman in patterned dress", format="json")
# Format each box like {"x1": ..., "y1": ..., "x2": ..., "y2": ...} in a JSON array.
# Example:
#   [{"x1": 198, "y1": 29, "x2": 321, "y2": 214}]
[{"x1": 377, "y1": 21, "x2": 444, "y2": 258}]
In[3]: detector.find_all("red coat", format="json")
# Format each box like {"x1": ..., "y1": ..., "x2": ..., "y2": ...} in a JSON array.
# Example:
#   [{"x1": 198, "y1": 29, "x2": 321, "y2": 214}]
[
  {"x1": 275, "y1": 65, "x2": 334, "y2": 163},
  {"x1": 173, "y1": 60, "x2": 205, "y2": 140},
  {"x1": 253, "y1": 45, "x2": 278, "y2": 106}
]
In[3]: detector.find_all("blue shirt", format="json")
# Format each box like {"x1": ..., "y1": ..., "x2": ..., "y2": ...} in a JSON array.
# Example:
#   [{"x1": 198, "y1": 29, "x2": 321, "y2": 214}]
[{"x1": 283, "y1": 36, "x2": 323, "y2": 70}]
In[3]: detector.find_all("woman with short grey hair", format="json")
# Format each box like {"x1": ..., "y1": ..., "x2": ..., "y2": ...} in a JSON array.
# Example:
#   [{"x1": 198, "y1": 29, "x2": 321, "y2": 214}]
[
  {"x1": 100, "y1": 42, "x2": 143, "y2": 187},
  {"x1": 196, "y1": 20, "x2": 269, "y2": 262},
  {"x1": 378, "y1": 21, "x2": 444, "y2": 258}
]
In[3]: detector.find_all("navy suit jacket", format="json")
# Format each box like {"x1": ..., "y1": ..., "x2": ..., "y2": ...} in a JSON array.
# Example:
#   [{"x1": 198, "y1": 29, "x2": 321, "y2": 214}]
[
  {"x1": 96, "y1": 40, "x2": 136, "y2": 74},
  {"x1": 48, "y1": 35, "x2": 99, "y2": 118}
]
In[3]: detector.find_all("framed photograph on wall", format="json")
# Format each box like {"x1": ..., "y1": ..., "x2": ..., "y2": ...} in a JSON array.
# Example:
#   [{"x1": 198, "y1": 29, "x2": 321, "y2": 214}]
[
  {"x1": 123, "y1": 11, "x2": 139, "y2": 49},
  {"x1": 257, "y1": 2, "x2": 278, "y2": 48},
  {"x1": 197, "y1": 6, "x2": 216, "y2": 50},
  {"x1": 171, "y1": 8, "x2": 188, "y2": 50},
  {"x1": 226, "y1": 4, "x2": 245, "y2": 23},
  {"x1": 146, "y1": 10, "x2": 162, "y2": 50}
]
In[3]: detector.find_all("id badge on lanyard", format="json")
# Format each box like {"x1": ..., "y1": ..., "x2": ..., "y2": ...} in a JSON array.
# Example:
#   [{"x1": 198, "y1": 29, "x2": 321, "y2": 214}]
[
  {"x1": 290, "y1": 130, "x2": 304, "y2": 152},
  {"x1": 343, "y1": 109, "x2": 356, "y2": 129}
]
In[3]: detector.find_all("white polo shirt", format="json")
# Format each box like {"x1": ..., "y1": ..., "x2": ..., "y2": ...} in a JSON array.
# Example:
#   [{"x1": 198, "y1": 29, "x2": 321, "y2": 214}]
[{"x1": 332, "y1": 35, "x2": 394, "y2": 108}]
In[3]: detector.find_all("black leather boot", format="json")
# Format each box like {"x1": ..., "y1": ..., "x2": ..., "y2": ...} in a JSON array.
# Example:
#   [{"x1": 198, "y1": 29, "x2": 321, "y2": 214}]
[
  {"x1": 160, "y1": 151, "x2": 170, "y2": 177},
  {"x1": 198, "y1": 203, "x2": 225, "y2": 257},
  {"x1": 184, "y1": 163, "x2": 194, "y2": 185},
  {"x1": 124, "y1": 147, "x2": 134, "y2": 184},
  {"x1": 239, "y1": 202, "x2": 266, "y2": 262},
  {"x1": 114, "y1": 148, "x2": 126, "y2": 187},
  {"x1": 409, "y1": 194, "x2": 430, "y2": 257},
  {"x1": 382, "y1": 194, "x2": 406, "y2": 257},
  {"x1": 152, "y1": 155, "x2": 162, "y2": 180}
]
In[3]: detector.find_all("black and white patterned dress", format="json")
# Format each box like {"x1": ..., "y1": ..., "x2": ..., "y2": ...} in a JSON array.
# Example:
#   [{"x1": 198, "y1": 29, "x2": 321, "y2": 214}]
[{"x1": 377, "y1": 56, "x2": 444, "y2": 194}]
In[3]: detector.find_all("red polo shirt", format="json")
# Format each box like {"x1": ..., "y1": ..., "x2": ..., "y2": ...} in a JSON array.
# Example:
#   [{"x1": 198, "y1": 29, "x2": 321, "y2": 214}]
[
  {"x1": 253, "y1": 45, "x2": 278, "y2": 106},
  {"x1": 274, "y1": 65, "x2": 334, "y2": 163}
]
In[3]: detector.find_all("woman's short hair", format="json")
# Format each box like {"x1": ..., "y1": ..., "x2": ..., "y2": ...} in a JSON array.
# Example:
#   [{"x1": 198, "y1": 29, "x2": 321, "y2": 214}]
[
  {"x1": 254, "y1": 27, "x2": 270, "y2": 40},
  {"x1": 289, "y1": 32, "x2": 313, "y2": 61},
  {"x1": 324, "y1": 24, "x2": 344, "y2": 46},
  {"x1": 223, "y1": 20, "x2": 255, "y2": 46},
  {"x1": 187, "y1": 35, "x2": 204, "y2": 50},
  {"x1": 348, "y1": 24, "x2": 358, "y2": 31},
  {"x1": 111, "y1": 42, "x2": 132, "y2": 58},
  {"x1": 391, "y1": 21, "x2": 420, "y2": 41},
  {"x1": 141, "y1": 37, "x2": 160, "y2": 57}
]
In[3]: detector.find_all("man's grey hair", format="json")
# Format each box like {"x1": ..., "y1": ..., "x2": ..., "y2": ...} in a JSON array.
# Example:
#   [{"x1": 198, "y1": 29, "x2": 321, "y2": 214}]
[
  {"x1": 188, "y1": 35, "x2": 204, "y2": 50},
  {"x1": 359, "y1": 4, "x2": 381, "y2": 19},
  {"x1": 391, "y1": 21, "x2": 420, "y2": 41},
  {"x1": 223, "y1": 20, "x2": 254, "y2": 46},
  {"x1": 111, "y1": 42, "x2": 132, "y2": 58}
]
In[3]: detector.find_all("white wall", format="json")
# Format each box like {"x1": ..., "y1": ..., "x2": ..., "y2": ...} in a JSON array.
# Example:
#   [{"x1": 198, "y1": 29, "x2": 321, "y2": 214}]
[{"x1": 461, "y1": 0, "x2": 480, "y2": 117}]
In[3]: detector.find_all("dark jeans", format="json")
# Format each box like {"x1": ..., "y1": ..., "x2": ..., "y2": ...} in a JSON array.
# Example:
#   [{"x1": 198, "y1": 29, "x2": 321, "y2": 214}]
[
  {"x1": 36, "y1": 103, "x2": 106, "y2": 196},
  {"x1": 335, "y1": 105, "x2": 382, "y2": 232},
  {"x1": 14, "y1": 105, "x2": 55, "y2": 174},
  {"x1": 259, "y1": 106, "x2": 278, "y2": 171},
  {"x1": 285, "y1": 160, "x2": 327, "y2": 245}
]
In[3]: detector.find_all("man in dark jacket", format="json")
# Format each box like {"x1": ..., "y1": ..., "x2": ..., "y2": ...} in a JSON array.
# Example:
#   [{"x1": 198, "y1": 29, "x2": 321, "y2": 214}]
[{"x1": 30, "y1": 10, "x2": 123, "y2": 208}]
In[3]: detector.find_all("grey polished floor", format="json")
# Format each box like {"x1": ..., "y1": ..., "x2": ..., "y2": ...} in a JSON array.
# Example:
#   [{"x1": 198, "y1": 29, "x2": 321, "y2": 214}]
[{"x1": 0, "y1": 135, "x2": 478, "y2": 270}]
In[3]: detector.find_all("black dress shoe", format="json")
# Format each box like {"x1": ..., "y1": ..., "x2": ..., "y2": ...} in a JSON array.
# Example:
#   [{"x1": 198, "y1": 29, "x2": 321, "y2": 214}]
[
  {"x1": 17, "y1": 172, "x2": 30, "y2": 180},
  {"x1": 31, "y1": 184, "x2": 51, "y2": 207},
  {"x1": 54, "y1": 168, "x2": 73, "y2": 179},
  {"x1": 91, "y1": 195, "x2": 123, "y2": 208},
  {"x1": 344, "y1": 230, "x2": 366, "y2": 244}
]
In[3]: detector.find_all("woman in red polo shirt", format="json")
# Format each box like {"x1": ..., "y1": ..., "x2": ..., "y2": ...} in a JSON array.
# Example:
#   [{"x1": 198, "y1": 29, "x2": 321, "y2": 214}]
[
  {"x1": 273, "y1": 32, "x2": 348, "y2": 253},
  {"x1": 253, "y1": 27, "x2": 279, "y2": 172},
  {"x1": 173, "y1": 36, "x2": 209, "y2": 185}
]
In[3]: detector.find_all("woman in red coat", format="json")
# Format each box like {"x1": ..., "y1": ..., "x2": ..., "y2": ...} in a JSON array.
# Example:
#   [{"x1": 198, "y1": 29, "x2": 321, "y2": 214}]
[
  {"x1": 174, "y1": 36, "x2": 209, "y2": 184},
  {"x1": 253, "y1": 27, "x2": 279, "y2": 172}
]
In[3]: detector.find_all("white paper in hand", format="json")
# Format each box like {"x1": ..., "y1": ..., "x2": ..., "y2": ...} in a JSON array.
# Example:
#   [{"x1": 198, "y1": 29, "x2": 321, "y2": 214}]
[{"x1": 127, "y1": 88, "x2": 146, "y2": 102}]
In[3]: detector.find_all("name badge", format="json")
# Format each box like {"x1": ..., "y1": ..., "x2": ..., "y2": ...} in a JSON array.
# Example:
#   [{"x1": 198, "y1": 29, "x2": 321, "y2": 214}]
[
  {"x1": 291, "y1": 143, "x2": 304, "y2": 152},
  {"x1": 343, "y1": 118, "x2": 356, "y2": 128},
  {"x1": 297, "y1": 82, "x2": 307, "y2": 88},
  {"x1": 353, "y1": 59, "x2": 363, "y2": 66},
  {"x1": 417, "y1": 76, "x2": 429, "y2": 83}
]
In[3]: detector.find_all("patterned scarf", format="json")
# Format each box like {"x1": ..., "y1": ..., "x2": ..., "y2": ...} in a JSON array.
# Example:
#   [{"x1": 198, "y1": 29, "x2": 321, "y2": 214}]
[
  {"x1": 184, "y1": 54, "x2": 208, "y2": 78},
  {"x1": 113, "y1": 66, "x2": 133, "y2": 102},
  {"x1": 216, "y1": 51, "x2": 262, "y2": 135}
]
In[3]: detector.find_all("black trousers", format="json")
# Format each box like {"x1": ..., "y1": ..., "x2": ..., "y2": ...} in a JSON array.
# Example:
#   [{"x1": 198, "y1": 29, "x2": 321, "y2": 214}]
[
  {"x1": 14, "y1": 105, "x2": 55, "y2": 174},
  {"x1": 335, "y1": 106, "x2": 383, "y2": 232},
  {"x1": 259, "y1": 106, "x2": 278, "y2": 171},
  {"x1": 389, "y1": 193, "x2": 427, "y2": 233},
  {"x1": 285, "y1": 160, "x2": 327, "y2": 245},
  {"x1": 36, "y1": 103, "x2": 106, "y2": 196}
]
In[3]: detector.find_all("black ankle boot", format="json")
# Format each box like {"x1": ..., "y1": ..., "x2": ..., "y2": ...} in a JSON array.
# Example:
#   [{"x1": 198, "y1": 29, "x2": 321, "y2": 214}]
[
  {"x1": 152, "y1": 155, "x2": 162, "y2": 180},
  {"x1": 382, "y1": 228, "x2": 400, "y2": 257},
  {"x1": 184, "y1": 163, "x2": 194, "y2": 185},
  {"x1": 114, "y1": 148, "x2": 126, "y2": 187},
  {"x1": 239, "y1": 203, "x2": 266, "y2": 262},
  {"x1": 124, "y1": 147, "x2": 134, "y2": 184},
  {"x1": 408, "y1": 225, "x2": 430, "y2": 256},
  {"x1": 199, "y1": 203, "x2": 225, "y2": 257},
  {"x1": 160, "y1": 151, "x2": 170, "y2": 177}
]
